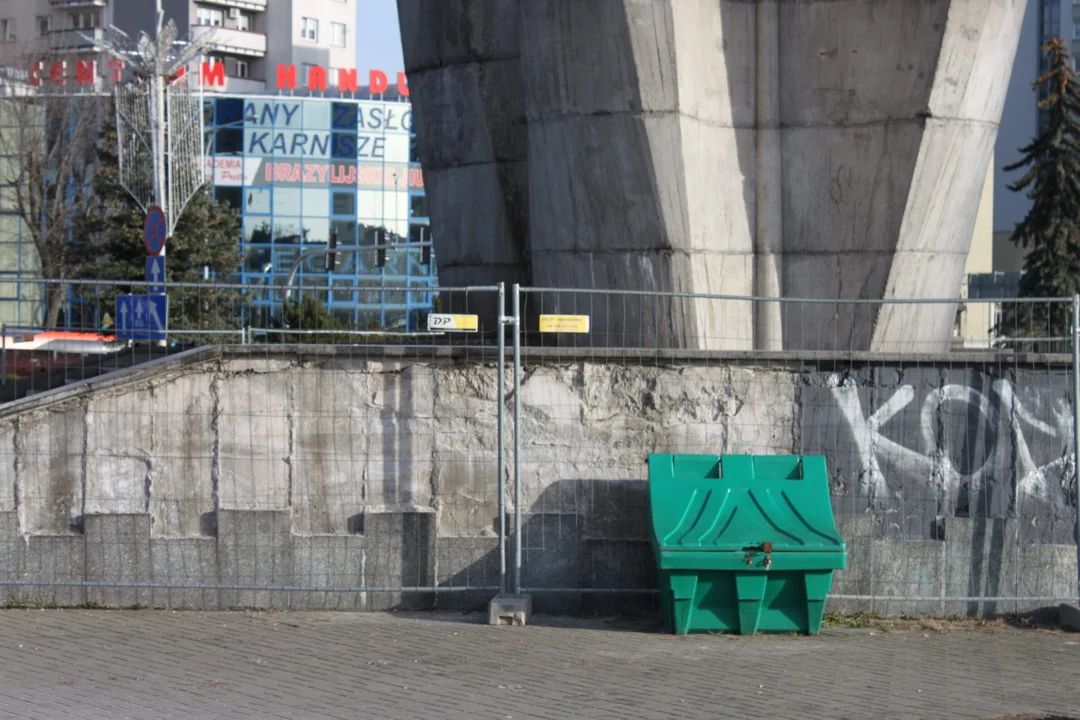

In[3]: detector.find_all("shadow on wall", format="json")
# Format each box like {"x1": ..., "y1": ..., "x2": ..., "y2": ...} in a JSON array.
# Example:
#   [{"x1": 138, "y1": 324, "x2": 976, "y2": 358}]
[
  {"x1": 438, "y1": 478, "x2": 1065, "y2": 619},
  {"x1": 436, "y1": 479, "x2": 658, "y2": 616}
]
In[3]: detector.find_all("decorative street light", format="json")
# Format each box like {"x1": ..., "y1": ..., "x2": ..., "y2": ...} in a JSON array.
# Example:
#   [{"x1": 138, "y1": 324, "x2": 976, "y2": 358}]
[{"x1": 83, "y1": 0, "x2": 214, "y2": 244}]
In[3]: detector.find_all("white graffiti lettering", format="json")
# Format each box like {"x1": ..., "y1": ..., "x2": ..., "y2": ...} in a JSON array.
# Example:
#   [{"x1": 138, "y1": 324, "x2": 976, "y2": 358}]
[{"x1": 832, "y1": 378, "x2": 1073, "y2": 506}]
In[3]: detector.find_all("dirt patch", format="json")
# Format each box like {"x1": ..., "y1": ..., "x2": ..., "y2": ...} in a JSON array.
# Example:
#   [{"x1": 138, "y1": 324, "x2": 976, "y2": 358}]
[{"x1": 821, "y1": 612, "x2": 1064, "y2": 634}]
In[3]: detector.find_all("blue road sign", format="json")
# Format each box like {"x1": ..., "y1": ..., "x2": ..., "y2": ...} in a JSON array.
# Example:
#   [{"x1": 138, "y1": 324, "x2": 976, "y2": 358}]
[
  {"x1": 144, "y1": 206, "x2": 167, "y2": 256},
  {"x1": 116, "y1": 294, "x2": 168, "y2": 341},
  {"x1": 146, "y1": 256, "x2": 166, "y2": 294}
]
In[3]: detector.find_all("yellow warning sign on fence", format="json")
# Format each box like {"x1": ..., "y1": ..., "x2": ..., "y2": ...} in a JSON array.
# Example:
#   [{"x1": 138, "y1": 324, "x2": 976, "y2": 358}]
[{"x1": 538, "y1": 315, "x2": 591, "y2": 333}]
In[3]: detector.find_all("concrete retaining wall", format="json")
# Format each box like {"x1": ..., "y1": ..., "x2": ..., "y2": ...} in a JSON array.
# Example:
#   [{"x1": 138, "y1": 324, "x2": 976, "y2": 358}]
[{"x1": 0, "y1": 346, "x2": 1075, "y2": 615}]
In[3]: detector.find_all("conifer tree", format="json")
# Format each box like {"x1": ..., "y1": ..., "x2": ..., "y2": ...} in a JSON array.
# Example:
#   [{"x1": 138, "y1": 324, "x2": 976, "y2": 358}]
[{"x1": 999, "y1": 39, "x2": 1080, "y2": 352}]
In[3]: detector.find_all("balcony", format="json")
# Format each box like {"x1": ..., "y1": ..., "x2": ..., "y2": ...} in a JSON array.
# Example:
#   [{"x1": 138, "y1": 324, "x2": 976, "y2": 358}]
[
  {"x1": 197, "y1": 0, "x2": 268, "y2": 11},
  {"x1": 49, "y1": 0, "x2": 107, "y2": 6},
  {"x1": 50, "y1": 27, "x2": 106, "y2": 51},
  {"x1": 189, "y1": 25, "x2": 266, "y2": 57}
]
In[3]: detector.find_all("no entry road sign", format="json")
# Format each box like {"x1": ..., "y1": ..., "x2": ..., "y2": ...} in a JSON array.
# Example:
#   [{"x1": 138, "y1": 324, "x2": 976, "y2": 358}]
[{"x1": 144, "y1": 206, "x2": 167, "y2": 256}]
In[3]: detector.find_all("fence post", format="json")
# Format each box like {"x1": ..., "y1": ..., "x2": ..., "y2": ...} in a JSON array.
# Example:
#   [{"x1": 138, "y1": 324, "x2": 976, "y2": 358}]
[
  {"x1": 496, "y1": 283, "x2": 507, "y2": 595},
  {"x1": 513, "y1": 283, "x2": 522, "y2": 595},
  {"x1": 1074, "y1": 295, "x2": 1080, "y2": 603}
]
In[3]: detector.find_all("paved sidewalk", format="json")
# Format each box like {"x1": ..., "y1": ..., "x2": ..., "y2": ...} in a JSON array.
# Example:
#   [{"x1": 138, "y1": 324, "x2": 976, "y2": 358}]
[{"x1": 0, "y1": 609, "x2": 1075, "y2": 719}]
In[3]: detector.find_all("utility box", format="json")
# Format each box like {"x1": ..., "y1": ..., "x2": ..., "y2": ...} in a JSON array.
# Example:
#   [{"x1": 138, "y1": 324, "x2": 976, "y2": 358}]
[{"x1": 648, "y1": 454, "x2": 846, "y2": 635}]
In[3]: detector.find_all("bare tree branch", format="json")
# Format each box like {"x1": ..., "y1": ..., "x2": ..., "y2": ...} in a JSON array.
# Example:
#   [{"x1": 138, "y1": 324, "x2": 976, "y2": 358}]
[{"x1": 0, "y1": 47, "x2": 106, "y2": 327}]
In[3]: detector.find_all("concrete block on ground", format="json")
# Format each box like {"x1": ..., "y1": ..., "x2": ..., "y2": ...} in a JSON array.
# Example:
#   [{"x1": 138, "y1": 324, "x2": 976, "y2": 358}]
[
  {"x1": 488, "y1": 593, "x2": 532, "y2": 626},
  {"x1": 361, "y1": 512, "x2": 435, "y2": 611},
  {"x1": 150, "y1": 537, "x2": 220, "y2": 609},
  {"x1": 580, "y1": 539, "x2": 653, "y2": 591},
  {"x1": 435, "y1": 536, "x2": 500, "y2": 612},
  {"x1": 18, "y1": 535, "x2": 85, "y2": 607},
  {"x1": 292, "y1": 535, "x2": 366, "y2": 610},
  {"x1": 521, "y1": 512, "x2": 581, "y2": 615},
  {"x1": 1060, "y1": 603, "x2": 1080, "y2": 632},
  {"x1": 217, "y1": 509, "x2": 294, "y2": 609},
  {"x1": 1014, "y1": 544, "x2": 1078, "y2": 616},
  {"x1": 867, "y1": 539, "x2": 943, "y2": 617},
  {"x1": 829, "y1": 523, "x2": 871, "y2": 599},
  {"x1": 941, "y1": 518, "x2": 1018, "y2": 617},
  {"x1": 578, "y1": 540, "x2": 655, "y2": 617},
  {"x1": 85, "y1": 514, "x2": 151, "y2": 608}
]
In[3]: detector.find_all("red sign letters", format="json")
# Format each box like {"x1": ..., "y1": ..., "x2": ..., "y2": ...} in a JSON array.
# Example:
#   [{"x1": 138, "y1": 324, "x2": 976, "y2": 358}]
[{"x1": 28, "y1": 59, "x2": 408, "y2": 96}]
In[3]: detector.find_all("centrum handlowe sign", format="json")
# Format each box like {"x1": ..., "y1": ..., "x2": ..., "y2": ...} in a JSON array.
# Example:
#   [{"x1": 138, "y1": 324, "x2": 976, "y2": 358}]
[{"x1": 27, "y1": 60, "x2": 408, "y2": 96}]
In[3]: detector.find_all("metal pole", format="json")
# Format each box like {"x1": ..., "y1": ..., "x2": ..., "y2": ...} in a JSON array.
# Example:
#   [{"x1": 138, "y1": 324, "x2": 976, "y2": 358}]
[
  {"x1": 513, "y1": 283, "x2": 522, "y2": 595},
  {"x1": 496, "y1": 283, "x2": 506, "y2": 595},
  {"x1": 1073, "y1": 294, "x2": 1080, "y2": 602},
  {"x1": 150, "y1": 3, "x2": 167, "y2": 225}
]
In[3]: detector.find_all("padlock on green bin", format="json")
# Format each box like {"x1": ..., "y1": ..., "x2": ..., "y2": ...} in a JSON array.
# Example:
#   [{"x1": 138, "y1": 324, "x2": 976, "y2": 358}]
[{"x1": 648, "y1": 454, "x2": 846, "y2": 635}]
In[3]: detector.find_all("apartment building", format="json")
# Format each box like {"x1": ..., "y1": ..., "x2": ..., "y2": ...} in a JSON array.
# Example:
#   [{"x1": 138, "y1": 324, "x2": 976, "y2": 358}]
[{"x1": 0, "y1": 0, "x2": 355, "y2": 93}]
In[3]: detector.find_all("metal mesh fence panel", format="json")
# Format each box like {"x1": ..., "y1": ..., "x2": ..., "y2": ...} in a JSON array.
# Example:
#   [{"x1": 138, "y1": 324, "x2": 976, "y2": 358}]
[
  {"x1": 0, "y1": 280, "x2": 506, "y2": 610},
  {"x1": 512, "y1": 288, "x2": 1079, "y2": 616}
]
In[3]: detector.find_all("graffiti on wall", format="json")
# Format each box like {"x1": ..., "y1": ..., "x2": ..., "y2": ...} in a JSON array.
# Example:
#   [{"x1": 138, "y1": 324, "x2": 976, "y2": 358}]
[{"x1": 827, "y1": 375, "x2": 1075, "y2": 517}]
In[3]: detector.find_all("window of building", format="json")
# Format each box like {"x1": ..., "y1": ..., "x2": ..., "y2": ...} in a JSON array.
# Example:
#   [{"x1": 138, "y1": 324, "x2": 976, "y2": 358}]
[
  {"x1": 214, "y1": 127, "x2": 243, "y2": 154},
  {"x1": 331, "y1": 22, "x2": 346, "y2": 47},
  {"x1": 301, "y1": 17, "x2": 318, "y2": 41},
  {"x1": 69, "y1": 13, "x2": 80, "y2": 30},
  {"x1": 235, "y1": 60, "x2": 249, "y2": 79},
  {"x1": 214, "y1": 186, "x2": 242, "y2": 211},
  {"x1": 236, "y1": 12, "x2": 251, "y2": 31},
  {"x1": 0, "y1": 19, "x2": 10, "y2": 42},
  {"x1": 197, "y1": 7, "x2": 224, "y2": 27},
  {"x1": 332, "y1": 191, "x2": 355, "y2": 216},
  {"x1": 409, "y1": 194, "x2": 428, "y2": 219},
  {"x1": 37, "y1": 16, "x2": 50, "y2": 37}
]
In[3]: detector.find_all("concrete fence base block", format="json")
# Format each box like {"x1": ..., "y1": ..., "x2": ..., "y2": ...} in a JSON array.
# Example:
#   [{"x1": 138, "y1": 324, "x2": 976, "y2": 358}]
[
  {"x1": 488, "y1": 594, "x2": 532, "y2": 626},
  {"x1": 1061, "y1": 603, "x2": 1080, "y2": 632},
  {"x1": 85, "y1": 514, "x2": 152, "y2": 608}
]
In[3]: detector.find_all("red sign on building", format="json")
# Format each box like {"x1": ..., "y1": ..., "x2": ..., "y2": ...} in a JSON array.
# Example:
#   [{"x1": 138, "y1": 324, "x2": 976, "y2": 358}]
[{"x1": 28, "y1": 59, "x2": 409, "y2": 97}]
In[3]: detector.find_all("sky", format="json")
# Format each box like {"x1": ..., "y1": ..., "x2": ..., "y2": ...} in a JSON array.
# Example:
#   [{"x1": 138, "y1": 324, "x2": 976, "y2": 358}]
[{"x1": 355, "y1": 0, "x2": 405, "y2": 72}]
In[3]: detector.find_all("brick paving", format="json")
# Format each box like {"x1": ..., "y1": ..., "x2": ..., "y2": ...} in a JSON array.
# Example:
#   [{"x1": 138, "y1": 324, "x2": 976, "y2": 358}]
[{"x1": 0, "y1": 609, "x2": 1075, "y2": 719}]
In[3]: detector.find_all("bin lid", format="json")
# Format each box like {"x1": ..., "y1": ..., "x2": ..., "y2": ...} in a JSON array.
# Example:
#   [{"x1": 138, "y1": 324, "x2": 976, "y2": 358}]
[{"x1": 648, "y1": 454, "x2": 845, "y2": 553}]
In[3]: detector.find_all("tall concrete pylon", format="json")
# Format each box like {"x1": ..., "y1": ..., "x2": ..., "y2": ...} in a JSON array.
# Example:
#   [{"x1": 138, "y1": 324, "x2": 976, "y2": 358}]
[{"x1": 399, "y1": 0, "x2": 1026, "y2": 350}]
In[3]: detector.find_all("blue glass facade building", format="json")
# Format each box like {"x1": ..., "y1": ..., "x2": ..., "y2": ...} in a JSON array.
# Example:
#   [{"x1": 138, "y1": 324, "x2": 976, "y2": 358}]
[
  {"x1": 203, "y1": 93, "x2": 433, "y2": 331},
  {"x1": 0, "y1": 91, "x2": 434, "y2": 331}
]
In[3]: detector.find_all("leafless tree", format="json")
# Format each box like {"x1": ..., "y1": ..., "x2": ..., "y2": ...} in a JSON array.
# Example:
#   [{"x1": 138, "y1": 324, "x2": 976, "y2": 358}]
[{"x1": 0, "y1": 49, "x2": 105, "y2": 328}]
